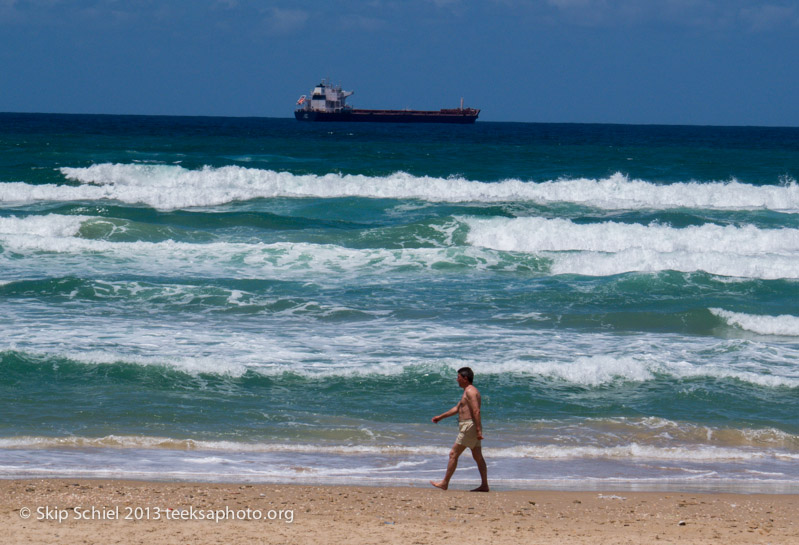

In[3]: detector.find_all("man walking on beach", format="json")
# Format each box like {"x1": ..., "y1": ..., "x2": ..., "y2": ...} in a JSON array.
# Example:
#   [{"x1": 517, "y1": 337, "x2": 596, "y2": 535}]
[{"x1": 430, "y1": 367, "x2": 489, "y2": 492}]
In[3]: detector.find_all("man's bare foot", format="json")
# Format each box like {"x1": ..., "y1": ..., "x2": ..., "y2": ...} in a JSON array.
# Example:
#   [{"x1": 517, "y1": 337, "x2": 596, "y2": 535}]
[
  {"x1": 430, "y1": 480, "x2": 448, "y2": 490},
  {"x1": 470, "y1": 485, "x2": 489, "y2": 492}
]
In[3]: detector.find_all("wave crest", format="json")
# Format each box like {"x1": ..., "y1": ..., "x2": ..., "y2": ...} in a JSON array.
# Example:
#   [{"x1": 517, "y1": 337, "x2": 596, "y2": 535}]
[
  {"x1": 0, "y1": 164, "x2": 796, "y2": 211},
  {"x1": 5, "y1": 350, "x2": 798, "y2": 389},
  {"x1": 711, "y1": 308, "x2": 799, "y2": 336},
  {"x1": 465, "y1": 216, "x2": 799, "y2": 279},
  {"x1": 0, "y1": 435, "x2": 793, "y2": 462}
]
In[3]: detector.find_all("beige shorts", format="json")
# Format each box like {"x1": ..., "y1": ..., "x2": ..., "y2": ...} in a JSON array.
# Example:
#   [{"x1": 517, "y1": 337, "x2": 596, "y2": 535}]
[{"x1": 455, "y1": 419, "x2": 481, "y2": 449}]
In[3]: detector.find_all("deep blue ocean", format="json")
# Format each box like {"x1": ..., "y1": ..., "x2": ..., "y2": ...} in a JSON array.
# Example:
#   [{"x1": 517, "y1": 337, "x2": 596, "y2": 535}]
[{"x1": 2, "y1": 113, "x2": 799, "y2": 491}]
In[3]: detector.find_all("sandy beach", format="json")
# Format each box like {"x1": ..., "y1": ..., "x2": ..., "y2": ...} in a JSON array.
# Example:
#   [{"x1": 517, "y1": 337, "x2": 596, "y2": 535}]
[{"x1": 3, "y1": 479, "x2": 797, "y2": 544}]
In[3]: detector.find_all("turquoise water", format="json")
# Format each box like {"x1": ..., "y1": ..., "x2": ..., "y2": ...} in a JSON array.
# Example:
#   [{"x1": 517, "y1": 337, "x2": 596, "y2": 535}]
[{"x1": 1, "y1": 113, "x2": 799, "y2": 490}]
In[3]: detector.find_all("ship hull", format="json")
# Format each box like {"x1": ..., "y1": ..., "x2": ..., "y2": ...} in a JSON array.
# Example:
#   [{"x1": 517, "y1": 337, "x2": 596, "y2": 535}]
[{"x1": 295, "y1": 109, "x2": 479, "y2": 124}]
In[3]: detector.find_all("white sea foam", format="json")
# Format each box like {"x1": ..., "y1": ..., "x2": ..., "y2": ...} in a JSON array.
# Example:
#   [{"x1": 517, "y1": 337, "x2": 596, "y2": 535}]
[
  {"x1": 7, "y1": 343, "x2": 799, "y2": 389},
  {"x1": 465, "y1": 217, "x2": 799, "y2": 254},
  {"x1": 665, "y1": 363, "x2": 799, "y2": 389},
  {"x1": 0, "y1": 435, "x2": 790, "y2": 462},
  {"x1": 492, "y1": 355, "x2": 799, "y2": 389},
  {"x1": 0, "y1": 213, "x2": 537, "y2": 281},
  {"x1": 503, "y1": 355, "x2": 657, "y2": 386},
  {"x1": 3, "y1": 213, "x2": 799, "y2": 280},
  {"x1": 0, "y1": 233, "x2": 517, "y2": 277},
  {"x1": 464, "y1": 216, "x2": 799, "y2": 279},
  {"x1": 710, "y1": 308, "x2": 799, "y2": 336},
  {"x1": 549, "y1": 250, "x2": 799, "y2": 280},
  {"x1": 557, "y1": 417, "x2": 799, "y2": 449},
  {"x1": 0, "y1": 164, "x2": 797, "y2": 211},
  {"x1": 0, "y1": 214, "x2": 87, "y2": 238}
]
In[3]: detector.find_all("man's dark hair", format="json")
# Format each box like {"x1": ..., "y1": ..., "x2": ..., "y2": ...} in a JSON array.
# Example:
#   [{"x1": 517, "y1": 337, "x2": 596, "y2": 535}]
[{"x1": 458, "y1": 367, "x2": 474, "y2": 384}]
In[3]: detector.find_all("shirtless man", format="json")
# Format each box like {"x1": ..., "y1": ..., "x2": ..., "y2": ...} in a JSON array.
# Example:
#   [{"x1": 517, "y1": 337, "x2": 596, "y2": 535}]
[{"x1": 430, "y1": 367, "x2": 489, "y2": 492}]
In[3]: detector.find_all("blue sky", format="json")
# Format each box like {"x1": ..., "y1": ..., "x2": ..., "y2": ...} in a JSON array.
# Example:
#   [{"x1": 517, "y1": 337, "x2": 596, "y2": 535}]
[{"x1": 2, "y1": 0, "x2": 798, "y2": 125}]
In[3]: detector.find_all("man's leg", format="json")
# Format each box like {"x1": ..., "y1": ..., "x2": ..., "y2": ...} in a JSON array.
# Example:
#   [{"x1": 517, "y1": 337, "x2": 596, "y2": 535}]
[
  {"x1": 431, "y1": 444, "x2": 466, "y2": 490},
  {"x1": 470, "y1": 446, "x2": 489, "y2": 492}
]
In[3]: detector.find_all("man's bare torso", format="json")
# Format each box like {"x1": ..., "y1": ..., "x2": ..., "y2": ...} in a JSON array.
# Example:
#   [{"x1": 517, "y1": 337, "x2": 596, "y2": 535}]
[{"x1": 457, "y1": 385, "x2": 481, "y2": 421}]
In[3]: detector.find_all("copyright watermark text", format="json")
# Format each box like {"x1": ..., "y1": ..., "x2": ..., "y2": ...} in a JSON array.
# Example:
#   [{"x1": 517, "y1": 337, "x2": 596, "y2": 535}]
[{"x1": 19, "y1": 505, "x2": 294, "y2": 524}]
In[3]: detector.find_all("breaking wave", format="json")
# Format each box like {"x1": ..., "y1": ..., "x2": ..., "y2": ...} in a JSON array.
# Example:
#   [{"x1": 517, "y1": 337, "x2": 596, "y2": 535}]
[
  {"x1": 711, "y1": 308, "x2": 799, "y2": 336},
  {"x1": 4, "y1": 213, "x2": 799, "y2": 280},
  {"x1": 464, "y1": 216, "x2": 799, "y2": 279},
  {"x1": 0, "y1": 164, "x2": 796, "y2": 211},
  {"x1": 1, "y1": 435, "x2": 794, "y2": 462},
  {"x1": 0, "y1": 214, "x2": 542, "y2": 279},
  {"x1": 5, "y1": 349, "x2": 798, "y2": 389}
]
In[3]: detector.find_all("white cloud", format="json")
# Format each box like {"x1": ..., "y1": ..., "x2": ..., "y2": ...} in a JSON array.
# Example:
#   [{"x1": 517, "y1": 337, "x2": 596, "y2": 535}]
[
  {"x1": 338, "y1": 13, "x2": 386, "y2": 31},
  {"x1": 739, "y1": 4, "x2": 798, "y2": 32},
  {"x1": 505, "y1": 0, "x2": 799, "y2": 31},
  {"x1": 547, "y1": 0, "x2": 597, "y2": 7},
  {"x1": 265, "y1": 7, "x2": 309, "y2": 34}
]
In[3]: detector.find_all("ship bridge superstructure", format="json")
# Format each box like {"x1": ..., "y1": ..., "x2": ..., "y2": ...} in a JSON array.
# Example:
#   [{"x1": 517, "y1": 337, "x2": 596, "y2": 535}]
[{"x1": 296, "y1": 80, "x2": 353, "y2": 114}]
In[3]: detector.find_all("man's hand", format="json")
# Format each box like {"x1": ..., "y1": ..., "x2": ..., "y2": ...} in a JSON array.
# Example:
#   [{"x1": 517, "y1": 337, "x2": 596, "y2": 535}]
[{"x1": 432, "y1": 416, "x2": 441, "y2": 423}]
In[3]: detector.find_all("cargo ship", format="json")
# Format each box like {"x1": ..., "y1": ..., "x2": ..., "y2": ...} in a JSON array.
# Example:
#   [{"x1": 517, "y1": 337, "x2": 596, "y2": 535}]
[{"x1": 294, "y1": 80, "x2": 479, "y2": 124}]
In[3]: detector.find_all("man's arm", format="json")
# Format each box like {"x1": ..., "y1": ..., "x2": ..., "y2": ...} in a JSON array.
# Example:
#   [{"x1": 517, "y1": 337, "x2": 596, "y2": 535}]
[
  {"x1": 464, "y1": 389, "x2": 484, "y2": 439},
  {"x1": 431, "y1": 404, "x2": 459, "y2": 423}
]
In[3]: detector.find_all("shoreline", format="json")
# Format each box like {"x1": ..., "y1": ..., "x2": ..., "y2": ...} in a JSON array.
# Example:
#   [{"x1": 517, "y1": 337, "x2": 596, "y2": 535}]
[
  {"x1": 4, "y1": 474, "x2": 799, "y2": 495},
  {"x1": 5, "y1": 478, "x2": 798, "y2": 544},
  {"x1": 4, "y1": 440, "x2": 797, "y2": 494}
]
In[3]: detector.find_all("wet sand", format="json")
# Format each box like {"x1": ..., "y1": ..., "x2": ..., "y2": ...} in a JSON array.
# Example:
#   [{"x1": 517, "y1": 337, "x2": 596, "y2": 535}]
[{"x1": 4, "y1": 479, "x2": 798, "y2": 544}]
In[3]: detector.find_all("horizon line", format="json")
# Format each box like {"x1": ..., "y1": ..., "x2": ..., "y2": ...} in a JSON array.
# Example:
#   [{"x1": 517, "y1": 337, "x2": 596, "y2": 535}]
[{"x1": 1, "y1": 110, "x2": 798, "y2": 130}]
